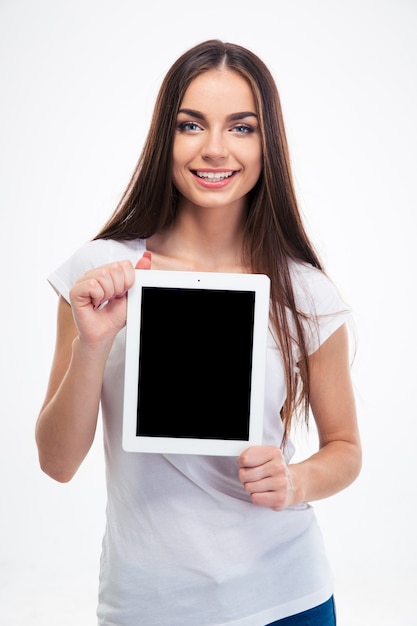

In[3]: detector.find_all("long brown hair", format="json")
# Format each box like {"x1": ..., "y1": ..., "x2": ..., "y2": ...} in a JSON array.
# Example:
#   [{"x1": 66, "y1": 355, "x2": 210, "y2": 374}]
[{"x1": 95, "y1": 39, "x2": 324, "y2": 443}]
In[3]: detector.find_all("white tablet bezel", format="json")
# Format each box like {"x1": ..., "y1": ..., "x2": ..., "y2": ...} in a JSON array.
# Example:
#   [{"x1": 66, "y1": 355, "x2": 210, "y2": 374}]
[{"x1": 122, "y1": 269, "x2": 270, "y2": 455}]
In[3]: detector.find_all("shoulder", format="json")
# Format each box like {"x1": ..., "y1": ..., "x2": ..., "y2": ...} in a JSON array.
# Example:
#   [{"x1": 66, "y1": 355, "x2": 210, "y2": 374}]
[
  {"x1": 72, "y1": 238, "x2": 146, "y2": 266},
  {"x1": 288, "y1": 258, "x2": 349, "y2": 317},
  {"x1": 287, "y1": 259, "x2": 352, "y2": 355},
  {"x1": 48, "y1": 238, "x2": 147, "y2": 301}
]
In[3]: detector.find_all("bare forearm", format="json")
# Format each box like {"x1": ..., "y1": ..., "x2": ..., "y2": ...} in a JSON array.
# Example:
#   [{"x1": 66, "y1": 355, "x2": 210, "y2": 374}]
[
  {"x1": 289, "y1": 440, "x2": 362, "y2": 505},
  {"x1": 239, "y1": 326, "x2": 362, "y2": 511},
  {"x1": 36, "y1": 337, "x2": 110, "y2": 482}
]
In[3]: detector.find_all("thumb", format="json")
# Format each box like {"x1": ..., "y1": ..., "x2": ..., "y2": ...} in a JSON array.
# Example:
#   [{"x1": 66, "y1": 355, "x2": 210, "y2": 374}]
[{"x1": 135, "y1": 251, "x2": 152, "y2": 270}]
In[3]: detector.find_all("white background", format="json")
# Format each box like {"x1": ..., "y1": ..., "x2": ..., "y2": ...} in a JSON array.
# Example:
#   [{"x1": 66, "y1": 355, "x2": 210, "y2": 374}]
[{"x1": 1, "y1": 1, "x2": 416, "y2": 624}]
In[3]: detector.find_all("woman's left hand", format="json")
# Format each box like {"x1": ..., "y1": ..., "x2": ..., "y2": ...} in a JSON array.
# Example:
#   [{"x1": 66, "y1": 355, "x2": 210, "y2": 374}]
[
  {"x1": 238, "y1": 446, "x2": 297, "y2": 511},
  {"x1": 238, "y1": 326, "x2": 362, "y2": 512}
]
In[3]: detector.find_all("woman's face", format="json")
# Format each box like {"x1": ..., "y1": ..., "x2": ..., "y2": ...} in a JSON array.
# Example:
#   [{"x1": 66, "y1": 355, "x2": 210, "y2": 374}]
[{"x1": 172, "y1": 68, "x2": 262, "y2": 213}]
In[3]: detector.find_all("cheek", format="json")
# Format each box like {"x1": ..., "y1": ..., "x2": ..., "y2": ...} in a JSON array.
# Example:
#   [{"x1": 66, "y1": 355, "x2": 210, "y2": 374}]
[
  {"x1": 171, "y1": 163, "x2": 190, "y2": 198},
  {"x1": 246, "y1": 153, "x2": 262, "y2": 188},
  {"x1": 172, "y1": 140, "x2": 191, "y2": 178},
  {"x1": 172, "y1": 135, "x2": 193, "y2": 164},
  {"x1": 171, "y1": 143, "x2": 184, "y2": 188},
  {"x1": 171, "y1": 170, "x2": 182, "y2": 194},
  {"x1": 244, "y1": 139, "x2": 262, "y2": 173}
]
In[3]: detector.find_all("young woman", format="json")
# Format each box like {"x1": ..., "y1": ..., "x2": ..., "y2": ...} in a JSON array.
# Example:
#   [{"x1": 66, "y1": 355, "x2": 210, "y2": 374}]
[{"x1": 36, "y1": 39, "x2": 361, "y2": 625}]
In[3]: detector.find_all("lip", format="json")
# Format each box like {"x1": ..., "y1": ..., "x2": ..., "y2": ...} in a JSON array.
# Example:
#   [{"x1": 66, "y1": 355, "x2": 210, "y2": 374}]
[{"x1": 191, "y1": 169, "x2": 237, "y2": 189}]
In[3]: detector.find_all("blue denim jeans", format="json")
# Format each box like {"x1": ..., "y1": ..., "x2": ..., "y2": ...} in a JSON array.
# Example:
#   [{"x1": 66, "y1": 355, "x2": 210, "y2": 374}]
[{"x1": 265, "y1": 596, "x2": 336, "y2": 625}]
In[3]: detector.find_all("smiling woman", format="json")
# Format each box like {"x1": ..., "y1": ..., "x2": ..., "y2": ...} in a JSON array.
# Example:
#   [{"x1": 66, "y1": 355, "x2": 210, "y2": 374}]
[
  {"x1": 35, "y1": 39, "x2": 361, "y2": 626},
  {"x1": 172, "y1": 70, "x2": 262, "y2": 205}
]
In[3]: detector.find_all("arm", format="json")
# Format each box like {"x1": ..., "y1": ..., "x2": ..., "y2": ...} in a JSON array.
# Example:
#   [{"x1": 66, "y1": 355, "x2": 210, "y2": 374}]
[
  {"x1": 35, "y1": 253, "x2": 151, "y2": 483},
  {"x1": 238, "y1": 323, "x2": 362, "y2": 510}
]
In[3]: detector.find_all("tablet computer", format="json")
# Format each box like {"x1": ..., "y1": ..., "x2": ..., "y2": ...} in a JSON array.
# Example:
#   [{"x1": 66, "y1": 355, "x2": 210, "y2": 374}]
[{"x1": 122, "y1": 269, "x2": 270, "y2": 455}]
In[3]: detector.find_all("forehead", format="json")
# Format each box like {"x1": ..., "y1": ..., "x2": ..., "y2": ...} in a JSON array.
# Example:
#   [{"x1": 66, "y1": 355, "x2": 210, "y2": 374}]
[{"x1": 180, "y1": 69, "x2": 257, "y2": 113}]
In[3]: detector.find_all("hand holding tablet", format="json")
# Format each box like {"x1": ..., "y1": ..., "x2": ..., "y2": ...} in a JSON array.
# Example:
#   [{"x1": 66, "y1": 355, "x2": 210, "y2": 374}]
[{"x1": 122, "y1": 269, "x2": 270, "y2": 455}]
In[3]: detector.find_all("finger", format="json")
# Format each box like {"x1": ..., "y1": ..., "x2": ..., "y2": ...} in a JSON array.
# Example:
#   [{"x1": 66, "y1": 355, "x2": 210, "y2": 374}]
[
  {"x1": 243, "y1": 472, "x2": 292, "y2": 511},
  {"x1": 72, "y1": 277, "x2": 106, "y2": 310},
  {"x1": 75, "y1": 261, "x2": 134, "y2": 310},
  {"x1": 92, "y1": 268, "x2": 127, "y2": 309},
  {"x1": 238, "y1": 445, "x2": 282, "y2": 468},
  {"x1": 135, "y1": 251, "x2": 152, "y2": 270},
  {"x1": 239, "y1": 453, "x2": 287, "y2": 488},
  {"x1": 250, "y1": 491, "x2": 289, "y2": 511},
  {"x1": 243, "y1": 476, "x2": 280, "y2": 494},
  {"x1": 239, "y1": 461, "x2": 284, "y2": 487}
]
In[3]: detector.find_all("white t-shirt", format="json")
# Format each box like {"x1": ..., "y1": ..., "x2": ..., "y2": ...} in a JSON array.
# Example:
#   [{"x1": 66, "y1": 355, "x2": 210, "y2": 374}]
[{"x1": 49, "y1": 238, "x2": 351, "y2": 626}]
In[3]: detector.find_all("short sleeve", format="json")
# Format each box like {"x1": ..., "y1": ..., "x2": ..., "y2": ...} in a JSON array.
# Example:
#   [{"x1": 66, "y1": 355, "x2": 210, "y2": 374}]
[
  {"x1": 48, "y1": 238, "x2": 146, "y2": 302},
  {"x1": 289, "y1": 261, "x2": 351, "y2": 357}
]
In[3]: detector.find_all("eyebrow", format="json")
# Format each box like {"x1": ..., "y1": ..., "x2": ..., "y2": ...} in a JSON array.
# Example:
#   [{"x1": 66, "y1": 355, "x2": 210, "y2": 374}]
[{"x1": 177, "y1": 108, "x2": 258, "y2": 122}]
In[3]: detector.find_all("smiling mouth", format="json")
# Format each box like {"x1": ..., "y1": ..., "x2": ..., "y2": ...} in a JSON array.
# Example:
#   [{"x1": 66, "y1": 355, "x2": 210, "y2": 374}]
[{"x1": 193, "y1": 170, "x2": 235, "y2": 181}]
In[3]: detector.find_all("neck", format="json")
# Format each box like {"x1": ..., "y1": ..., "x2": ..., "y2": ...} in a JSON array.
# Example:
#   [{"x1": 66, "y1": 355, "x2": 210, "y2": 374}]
[{"x1": 147, "y1": 202, "x2": 248, "y2": 272}]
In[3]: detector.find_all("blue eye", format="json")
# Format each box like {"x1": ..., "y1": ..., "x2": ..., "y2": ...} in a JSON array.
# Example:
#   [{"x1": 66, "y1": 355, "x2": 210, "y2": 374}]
[
  {"x1": 177, "y1": 121, "x2": 201, "y2": 132},
  {"x1": 232, "y1": 124, "x2": 254, "y2": 134}
]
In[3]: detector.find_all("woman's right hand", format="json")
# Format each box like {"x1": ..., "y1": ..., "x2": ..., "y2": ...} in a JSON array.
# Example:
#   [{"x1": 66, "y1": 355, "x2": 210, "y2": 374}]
[
  {"x1": 69, "y1": 251, "x2": 152, "y2": 347},
  {"x1": 36, "y1": 251, "x2": 152, "y2": 482}
]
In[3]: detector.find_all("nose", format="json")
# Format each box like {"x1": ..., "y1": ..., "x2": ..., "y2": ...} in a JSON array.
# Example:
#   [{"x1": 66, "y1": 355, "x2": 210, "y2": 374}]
[{"x1": 202, "y1": 129, "x2": 228, "y2": 161}]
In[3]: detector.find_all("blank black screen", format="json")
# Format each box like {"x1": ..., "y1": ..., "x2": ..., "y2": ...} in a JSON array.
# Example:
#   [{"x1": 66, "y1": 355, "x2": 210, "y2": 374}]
[{"x1": 136, "y1": 287, "x2": 255, "y2": 440}]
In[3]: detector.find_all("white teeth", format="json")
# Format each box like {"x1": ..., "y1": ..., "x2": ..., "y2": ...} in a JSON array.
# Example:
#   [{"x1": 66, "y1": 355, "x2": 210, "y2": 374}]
[{"x1": 195, "y1": 170, "x2": 234, "y2": 180}]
